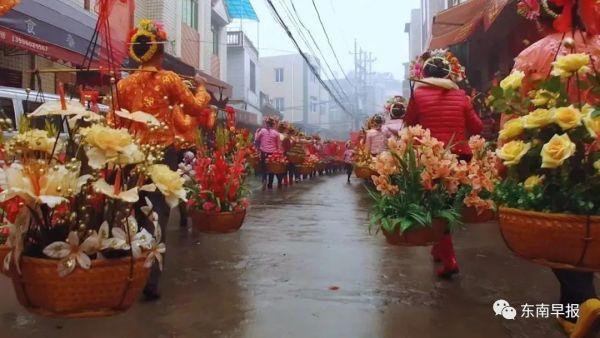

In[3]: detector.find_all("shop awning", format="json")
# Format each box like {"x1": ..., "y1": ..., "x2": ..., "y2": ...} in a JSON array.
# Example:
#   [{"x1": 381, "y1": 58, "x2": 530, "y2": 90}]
[
  {"x1": 428, "y1": 0, "x2": 511, "y2": 50},
  {"x1": 0, "y1": 0, "x2": 98, "y2": 65}
]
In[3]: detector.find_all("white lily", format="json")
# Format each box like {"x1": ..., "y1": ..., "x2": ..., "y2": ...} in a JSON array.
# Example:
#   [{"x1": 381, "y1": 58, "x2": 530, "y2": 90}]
[
  {"x1": 0, "y1": 163, "x2": 91, "y2": 208},
  {"x1": 93, "y1": 179, "x2": 140, "y2": 203},
  {"x1": 114, "y1": 109, "x2": 160, "y2": 126},
  {"x1": 144, "y1": 224, "x2": 166, "y2": 271},
  {"x1": 111, "y1": 216, "x2": 151, "y2": 258},
  {"x1": 43, "y1": 231, "x2": 98, "y2": 277},
  {"x1": 29, "y1": 100, "x2": 87, "y2": 117}
]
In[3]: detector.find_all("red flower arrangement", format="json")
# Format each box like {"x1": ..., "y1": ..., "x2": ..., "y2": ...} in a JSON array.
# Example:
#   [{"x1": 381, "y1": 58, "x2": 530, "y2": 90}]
[
  {"x1": 266, "y1": 151, "x2": 288, "y2": 165},
  {"x1": 186, "y1": 149, "x2": 250, "y2": 214}
]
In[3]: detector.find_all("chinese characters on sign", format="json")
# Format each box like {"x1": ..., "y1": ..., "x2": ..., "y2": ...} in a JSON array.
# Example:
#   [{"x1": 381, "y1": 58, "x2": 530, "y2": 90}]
[{"x1": 493, "y1": 300, "x2": 579, "y2": 320}]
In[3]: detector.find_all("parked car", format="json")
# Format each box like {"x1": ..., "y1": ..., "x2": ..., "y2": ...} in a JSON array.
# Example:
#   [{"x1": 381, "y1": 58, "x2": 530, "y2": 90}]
[{"x1": 0, "y1": 86, "x2": 108, "y2": 134}]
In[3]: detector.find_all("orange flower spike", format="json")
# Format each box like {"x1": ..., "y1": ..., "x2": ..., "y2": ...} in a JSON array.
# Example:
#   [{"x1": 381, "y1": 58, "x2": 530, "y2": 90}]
[{"x1": 113, "y1": 168, "x2": 122, "y2": 196}]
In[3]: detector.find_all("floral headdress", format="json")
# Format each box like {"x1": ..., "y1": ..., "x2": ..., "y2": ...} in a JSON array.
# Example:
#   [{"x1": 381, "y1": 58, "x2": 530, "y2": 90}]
[
  {"x1": 517, "y1": 0, "x2": 600, "y2": 34},
  {"x1": 129, "y1": 19, "x2": 168, "y2": 64},
  {"x1": 384, "y1": 95, "x2": 407, "y2": 113},
  {"x1": 410, "y1": 49, "x2": 466, "y2": 83}
]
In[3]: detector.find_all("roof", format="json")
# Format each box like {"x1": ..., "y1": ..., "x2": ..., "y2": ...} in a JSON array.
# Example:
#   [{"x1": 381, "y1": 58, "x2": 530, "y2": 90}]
[{"x1": 224, "y1": 0, "x2": 259, "y2": 21}]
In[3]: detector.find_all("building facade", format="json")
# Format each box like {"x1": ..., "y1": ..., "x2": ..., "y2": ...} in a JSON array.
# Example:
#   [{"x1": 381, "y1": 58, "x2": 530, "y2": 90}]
[
  {"x1": 259, "y1": 54, "x2": 327, "y2": 131},
  {"x1": 0, "y1": 0, "x2": 231, "y2": 96},
  {"x1": 226, "y1": 30, "x2": 260, "y2": 124}
]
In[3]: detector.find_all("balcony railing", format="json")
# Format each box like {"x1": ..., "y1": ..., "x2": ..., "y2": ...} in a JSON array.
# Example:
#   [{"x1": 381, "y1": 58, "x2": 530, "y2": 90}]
[{"x1": 227, "y1": 31, "x2": 243, "y2": 46}]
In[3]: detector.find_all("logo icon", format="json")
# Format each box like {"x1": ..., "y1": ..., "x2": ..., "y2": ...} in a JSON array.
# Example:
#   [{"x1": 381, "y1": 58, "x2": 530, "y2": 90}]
[{"x1": 493, "y1": 299, "x2": 517, "y2": 320}]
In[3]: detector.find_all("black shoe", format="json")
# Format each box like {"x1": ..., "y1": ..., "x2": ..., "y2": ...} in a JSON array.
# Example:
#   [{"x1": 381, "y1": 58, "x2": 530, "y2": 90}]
[{"x1": 143, "y1": 288, "x2": 161, "y2": 301}]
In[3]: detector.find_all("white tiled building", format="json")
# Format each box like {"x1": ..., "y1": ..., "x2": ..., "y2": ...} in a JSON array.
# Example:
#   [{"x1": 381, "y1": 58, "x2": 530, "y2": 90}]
[{"x1": 259, "y1": 54, "x2": 328, "y2": 130}]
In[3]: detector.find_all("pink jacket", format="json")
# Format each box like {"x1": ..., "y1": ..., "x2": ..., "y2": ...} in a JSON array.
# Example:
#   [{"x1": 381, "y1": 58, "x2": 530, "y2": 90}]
[
  {"x1": 365, "y1": 129, "x2": 386, "y2": 155},
  {"x1": 256, "y1": 128, "x2": 281, "y2": 153},
  {"x1": 383, "y1": 119, "x2": 404, "y2": 138},
  {"x1": 343, "y1": 149, "x2": 355, "y2": 164}
]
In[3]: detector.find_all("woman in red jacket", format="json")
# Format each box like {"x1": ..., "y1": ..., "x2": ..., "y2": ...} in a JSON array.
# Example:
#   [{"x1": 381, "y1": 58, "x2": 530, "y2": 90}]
[{"x1": 404, "y1": 53, "x2": 483, "y2": 279}]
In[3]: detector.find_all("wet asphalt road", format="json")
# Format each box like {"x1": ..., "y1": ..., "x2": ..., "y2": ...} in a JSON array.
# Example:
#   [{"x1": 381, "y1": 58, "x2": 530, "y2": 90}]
[{"x1": 0, "y1": 173, "x2": 587, "y2": 338}]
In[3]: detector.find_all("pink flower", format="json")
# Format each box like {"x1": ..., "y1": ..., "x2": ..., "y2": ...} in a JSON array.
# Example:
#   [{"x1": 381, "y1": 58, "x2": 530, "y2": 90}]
[{"x1": 202, "y1": 201, "x2": 217, "y2": 212}]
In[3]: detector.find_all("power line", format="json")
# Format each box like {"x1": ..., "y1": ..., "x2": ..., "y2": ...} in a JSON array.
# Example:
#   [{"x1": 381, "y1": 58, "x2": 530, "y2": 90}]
[
  {"x1": 264, "y1": 0, "x2": 354, "y2": 118},
  {"x1": 310, "y1": 0, "x2": 354, "y2": 89},
  {"x1": 286, "y1": 0, "x2": 352, "y2": 103}
]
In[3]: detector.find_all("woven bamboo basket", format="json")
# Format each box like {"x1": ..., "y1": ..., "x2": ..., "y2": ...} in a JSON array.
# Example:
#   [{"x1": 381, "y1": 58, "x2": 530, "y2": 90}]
[
  {"x1": 190, "y1": 209, "x2": 247, "y2": 233},
  {"x1": 461, "y1": 206, "x2": 496, "y2": 223},
  {"x1": 267, "y1": 162, "x2": 287, "y2": 175},
  {"x1": 499, "y1": 207, "x2": 600, "y2": 271},
  {"x1": 354, "y1": 166, "x2": 377, "y2": 180},
  {"x1": 11, "y1": 256, "x2": 149, "y2": 317},
  {"x1": 296, "y1": 164, "x2": 314, "y2": 176},
  {"x1": 287, "y1": 153, "x2": 305, "y2": 165},
  {"x1": 382, "y1": 219, "x2": 447, "y2": 247}
]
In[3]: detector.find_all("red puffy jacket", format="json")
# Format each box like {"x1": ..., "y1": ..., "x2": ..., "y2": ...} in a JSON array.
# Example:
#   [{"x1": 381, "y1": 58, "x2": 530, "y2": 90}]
[{"x1": 404, "y1": 79, "x2": 483, "y2": 156}]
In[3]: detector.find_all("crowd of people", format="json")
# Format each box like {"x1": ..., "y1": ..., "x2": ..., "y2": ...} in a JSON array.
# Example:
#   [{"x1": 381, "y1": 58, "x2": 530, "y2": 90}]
[{"x1": 253, "y1": 117, "x2": 347, "y2": 190}]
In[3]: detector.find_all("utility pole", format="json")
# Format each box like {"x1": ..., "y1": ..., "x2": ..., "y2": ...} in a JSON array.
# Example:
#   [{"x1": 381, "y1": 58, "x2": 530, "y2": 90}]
[{"x1": 350, "y1": 40, "x2": 376, "y2": 131}]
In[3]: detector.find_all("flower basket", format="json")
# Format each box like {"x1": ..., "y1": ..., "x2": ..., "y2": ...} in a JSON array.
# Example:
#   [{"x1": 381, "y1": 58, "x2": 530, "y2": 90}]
[
  {"x1": 288, "y1": 153, "x2": 305, "y2": 165},
  {"x1": 461, "y1": 206, "x2": 496, "y2": 223},
  {"x1": 296, "y1": 164, "x2": 314, "y2": 176},
  {"x1": 248, "y1": 154, "x2": 260, "y2": 171},
  {"x1": 499, "y1": 208, "x2": 600, "y2": 272},
  {"x1": 355, "y1": 165, "x2": 377, "y2": 180},
  {"x1": 10, "y1": 256, "x2": 149, "y2": 318},
  {"x1": 190, "y1": 209, "x2": 247, "y2": 233},
  {"x1": 316, "y1": 162, "x2": 327, "y2": 172},
  {"x1": 267, "y1": 162, "x2": 287, "y2": 175},
  {"x1": 382, "y1": 219, "x2": 447, "y2": 246}
]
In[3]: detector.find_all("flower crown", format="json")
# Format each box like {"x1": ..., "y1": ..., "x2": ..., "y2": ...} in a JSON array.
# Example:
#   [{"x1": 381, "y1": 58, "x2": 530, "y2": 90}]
[
  {"x1": 410, "y1": 49, "x2": 466, "y2": 83},
  {"x1": 384, "y1": 96, "x2": 406, "y2": 112},
  {"x1": 517, "y1": 0, "x2": 600, "y2": 34},
  {"x1": 129, "y1": 19, "x2": 168, "y2": 64}
]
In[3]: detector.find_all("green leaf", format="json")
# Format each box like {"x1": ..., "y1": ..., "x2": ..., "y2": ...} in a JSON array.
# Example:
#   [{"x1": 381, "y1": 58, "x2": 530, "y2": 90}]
[{"x1": 592, "y1": 109, "x2": 600, "y2": 119}]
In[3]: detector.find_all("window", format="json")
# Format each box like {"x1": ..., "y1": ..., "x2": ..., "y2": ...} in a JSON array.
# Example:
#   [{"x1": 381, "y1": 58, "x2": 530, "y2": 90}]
[
  {"x1": 182, "y1": 0, "x2": 199, "y2": 29},
  {"x1": 275, "y1": 68, "x2": 284, "y2": 83},
  {"x1": 310, "y1": 96, "x2": 317, "y2": 112},
  {"x1": 0, "y1": 98, "x2": 16, "y2": 129},
  {"x1": 274, "y1": 97, "x2": 285, "y2": 111},
  {"x1": 211, "y1": 25, "x2": 219, "y2": 56},
  {"x1": 25, "y1": 100, "x2": 64, "y2": 132},
  {"x1": 249, "y1": 60, "x2": 256, "y2": 93}
]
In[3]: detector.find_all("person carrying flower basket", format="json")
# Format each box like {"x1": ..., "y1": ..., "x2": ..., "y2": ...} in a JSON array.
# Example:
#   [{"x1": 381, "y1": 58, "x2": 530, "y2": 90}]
[
  {"x1": 365, "y1": 115, "x2": 387, "y2": 157},
  {"x1": 404, "y1": 50, "x2": 483, "y2": 278},
  {"x1": 114, "y1": 19, "x2": 211, "y2": 300},
  {"x1": 489, "y1": 2, "x2": 600, "y2": 336},
  {"x1": 256, "y1": 117, "x2": 282, "y2": 189},
  {"x1": 343, "y1": 141, "x2": 355, "y2": 183},
  {"x1": 383, "y1": 96, "x2": 407, "y2": 139}
]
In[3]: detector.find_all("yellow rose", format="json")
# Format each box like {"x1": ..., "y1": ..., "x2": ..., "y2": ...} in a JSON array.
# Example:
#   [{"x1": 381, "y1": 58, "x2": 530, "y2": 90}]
[
  {"x1": 499, "y1": 118, "x2": 525, "y2": 141},
  {"x1": 531, "y1": 89, "x2": 560, "y2": 107},
  {"x1": 551, "y1": 53, "x2": 591, "y2": 78},
  {"x1": 81, "y1": 125, "x2": 143, "y2": 169},
  {"x1": 582, "y1": 104, "x2": 600, "y2": 138},
  {"x1": 523, "y1": 109, "x2": 554, "y2": 129},
  {"x1": 540, "y1": 134, "x2": 576, "y2": 168},
  {"x1": 553, "y1": 106, "x2": 583, "y2": 130},
  {"x1": 148, "y1": 164, "x2": 186, "y2": 208},
  {"x1": 524, "y1": 175, "x2": 544, "y2": 191},
  {"x1": 500, "y1": 71, "x2": 525, "y2": 91},
  {"x1": 496, "y1": 140, "x2": 531, "y2": 166}
]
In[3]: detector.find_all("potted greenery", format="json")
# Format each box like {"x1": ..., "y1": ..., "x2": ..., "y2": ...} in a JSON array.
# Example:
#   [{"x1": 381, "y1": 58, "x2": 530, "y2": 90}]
[
  {"x1": 491, "y1": 51, "x2": 600, "y2": 270},
  {"x1": 368, "y1": 126, "x2": 463, "y2": 246}
]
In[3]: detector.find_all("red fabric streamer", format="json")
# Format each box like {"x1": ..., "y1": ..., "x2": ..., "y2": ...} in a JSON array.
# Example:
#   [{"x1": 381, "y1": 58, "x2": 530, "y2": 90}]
[
  {"x1": 95, "y1": 0, "x2": 135, "y2": 71},
  {"x1": 579, "y1": 0, "x2": 600, "y2": 35},
  {"x1": 549, "y1": 0, "x2": 575, "y2": 33}
]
